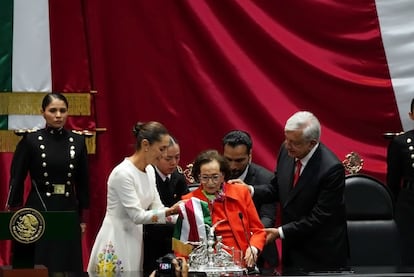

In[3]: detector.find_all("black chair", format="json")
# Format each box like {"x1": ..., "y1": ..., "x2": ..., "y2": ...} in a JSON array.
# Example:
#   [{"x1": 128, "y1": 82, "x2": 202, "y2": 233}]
[{"x1": 344, "y1": 174, "x2": 401, "y2": 266}]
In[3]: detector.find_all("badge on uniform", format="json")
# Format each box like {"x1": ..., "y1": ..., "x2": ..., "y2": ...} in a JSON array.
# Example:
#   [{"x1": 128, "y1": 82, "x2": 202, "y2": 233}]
[{"x1": 53, "y1": 184, "x2": 65, "y2": 194}]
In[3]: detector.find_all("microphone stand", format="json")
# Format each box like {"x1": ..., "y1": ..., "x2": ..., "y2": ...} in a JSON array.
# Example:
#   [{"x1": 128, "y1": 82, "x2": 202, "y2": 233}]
[
  {"x1": 239, "y1": 212, "x2": 260, "y2": 275},
  {"x1": 5, "y1": 180, "x2": 48, "y2": 212},
  {"x1": 32, "y1": 179, "x2": 48, "y2": 211},
  {"x1": 4, "y1": 183, "x2": 13, "y2": 210}
]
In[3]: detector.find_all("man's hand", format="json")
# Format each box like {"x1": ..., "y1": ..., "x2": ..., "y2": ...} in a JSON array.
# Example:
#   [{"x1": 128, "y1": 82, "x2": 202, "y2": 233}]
[
  {"x1": 173, "y1": 257, "x2": 189, "y2": 277},
  {"x1": 265, "y1": 227, "x2": 280, "y2": 244},
  {"x1": 227, "y1": 178, "x2": 246, "y2": 185},
  {"x1": 80, "y1": 223, "x2": 87, "y2": 237},
  {"x1": 227, "y1": 179, "x2": 253, "y2": 194}
]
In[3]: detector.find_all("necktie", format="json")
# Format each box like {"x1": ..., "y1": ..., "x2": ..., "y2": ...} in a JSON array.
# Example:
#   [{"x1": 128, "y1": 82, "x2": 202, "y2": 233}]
[
  {"x1": 293, "y1": 160, "x2": 302, "y2": 187},
  {"x1": 164, "y1": 177, "x2": 170, "y2": 185}
]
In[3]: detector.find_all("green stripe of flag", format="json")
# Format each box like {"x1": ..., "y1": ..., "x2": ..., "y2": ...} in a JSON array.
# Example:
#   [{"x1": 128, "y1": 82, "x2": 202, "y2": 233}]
[{"x1": 0, "y1": 0, "x2": 13, "y2": 130}]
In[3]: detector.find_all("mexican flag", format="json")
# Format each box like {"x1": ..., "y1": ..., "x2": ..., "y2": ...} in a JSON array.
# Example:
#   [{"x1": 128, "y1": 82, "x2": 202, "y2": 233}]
[
  {"x1": 0, "y1": 0, "x2": 93, "y2": 131},
  {"x1": 172, "y1": 197, "x2": 212, "y2": 256},
  {"x1": 0, "y1": 0, "x2": 49, "y2": 130}
]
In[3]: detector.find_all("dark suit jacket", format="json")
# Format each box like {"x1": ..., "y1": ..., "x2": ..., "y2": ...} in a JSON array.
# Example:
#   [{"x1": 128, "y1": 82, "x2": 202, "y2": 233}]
[
  {"x1": 143, "y1": 167, "x2": 189, "y2": 273},
  {"x1": 244, "y1": 163, "x2": 279, "y2": 267},
  {"x1": 153, "y1": 167, "x2": 189, "y2": 207},
  {"x1": 245, "y1": 163, "x2": 277, "y2": 228},
  {"x1": 255, "y1": 143, "x2": 349, "y2": 270}
]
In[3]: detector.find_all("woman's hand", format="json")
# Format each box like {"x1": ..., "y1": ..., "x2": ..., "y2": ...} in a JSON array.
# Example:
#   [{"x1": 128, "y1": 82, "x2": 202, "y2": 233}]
[
  {"x1": 244, "y1": 246, "x2": 258, "y2": 268},
  {"x1": 167, "y1": 199, "x2": 189, "y2": 217}
]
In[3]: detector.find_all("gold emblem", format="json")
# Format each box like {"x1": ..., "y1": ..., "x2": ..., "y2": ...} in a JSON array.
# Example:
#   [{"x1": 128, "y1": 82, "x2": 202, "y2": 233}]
[
  {"x1": 183, "y1": 163, "x2": 195, "y2": 184},
  {"x1": 342, "y1": 152, "x2": 364, "y2": 175},
  {"x1": 9, "y1": 208, "x2": 45, "y2": 244}
]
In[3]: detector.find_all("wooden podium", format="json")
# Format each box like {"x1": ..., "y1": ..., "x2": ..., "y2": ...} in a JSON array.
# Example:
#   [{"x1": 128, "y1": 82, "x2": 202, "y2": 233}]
[{"x1": 0, "y1": 209, "x2": 77, "y2": 277}]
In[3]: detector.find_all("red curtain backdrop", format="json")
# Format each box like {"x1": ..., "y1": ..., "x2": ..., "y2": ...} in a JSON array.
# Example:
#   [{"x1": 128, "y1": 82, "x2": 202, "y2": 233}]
[{"x1": 0, "y1": 0, "x2": 404, "y2": 268}]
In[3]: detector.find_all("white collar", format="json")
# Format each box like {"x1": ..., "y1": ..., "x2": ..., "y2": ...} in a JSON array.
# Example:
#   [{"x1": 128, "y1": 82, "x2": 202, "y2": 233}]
[
  {"x1": 155, "y1": 166, "x2": 171, "y2": 182},
  {"x1": 297, "y1": 142, "x2": 319, "y2": 168}
]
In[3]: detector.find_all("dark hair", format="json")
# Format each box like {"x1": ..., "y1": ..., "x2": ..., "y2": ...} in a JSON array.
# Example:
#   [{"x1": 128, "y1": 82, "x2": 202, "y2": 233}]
[
  {"x1": 169, "y1": 136, "x2": 179, "y2": 147},
  {"x1": 191, "y1": 149, "x2": 230, "y2": 182},
  {"x1": 222, "y1": 130, "x2": 252, "y2": 153},
  {"x1": 41, "y1": 93, "x2": 69, "y2": 111},
  {"x1": 411, "y1": 98, "x2": 414, "y2": 113},
  {"x1": 132, "y1": 121, "x2": 169, "y2": 150}
]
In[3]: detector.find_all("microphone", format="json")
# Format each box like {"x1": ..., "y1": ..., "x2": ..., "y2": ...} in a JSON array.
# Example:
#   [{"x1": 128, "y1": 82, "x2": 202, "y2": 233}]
[
  {"x1": 238, "y1": 212, "x2": 260, "y2": 275},
  {"x1": 32, "y1": 179, "x2": 48, "y2": 211}
]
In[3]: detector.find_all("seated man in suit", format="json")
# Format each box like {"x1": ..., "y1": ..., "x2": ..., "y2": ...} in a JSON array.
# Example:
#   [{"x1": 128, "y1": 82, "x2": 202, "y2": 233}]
[
  {"x1": 143, "y1": 136, "x2": 190, "y2": 274},
  {"x1": 222, "y1": 130, "x2": 279, "y2": 274}
]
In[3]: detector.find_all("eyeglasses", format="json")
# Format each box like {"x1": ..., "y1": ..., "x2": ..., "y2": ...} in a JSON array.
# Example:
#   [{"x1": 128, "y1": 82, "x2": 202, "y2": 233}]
[{"x1": 199, "y1": 174, "x2": 222, "y2": 184}]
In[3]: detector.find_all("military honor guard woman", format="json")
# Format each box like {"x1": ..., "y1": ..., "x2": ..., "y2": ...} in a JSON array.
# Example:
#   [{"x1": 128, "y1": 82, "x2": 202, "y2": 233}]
[{"x1": 7, "y1": 93, "x2": 90, "y2": 272}]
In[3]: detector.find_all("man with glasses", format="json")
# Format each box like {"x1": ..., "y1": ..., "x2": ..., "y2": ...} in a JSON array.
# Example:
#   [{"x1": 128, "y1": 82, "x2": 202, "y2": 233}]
[
  {"x1": 222, "y1": 130, "x2": 279, "y2": 274},
  {"x1": 144, "y1": 136, "x2": 189, "y2": 275}
]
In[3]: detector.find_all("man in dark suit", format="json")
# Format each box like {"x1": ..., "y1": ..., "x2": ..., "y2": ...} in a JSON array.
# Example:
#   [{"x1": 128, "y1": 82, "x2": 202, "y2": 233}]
[
  {"x1": 143, "y1": 136, "x2": 189, "y2": 274},
  {"x1": 232, "y1": 111, "x2": 349, "y2": 273},
  {"x1": 387, "y1": 98, "x2": 414, "y2": 265},
  {"x1": 222, "y1": 130, "x2": 279, "y2": 274}
]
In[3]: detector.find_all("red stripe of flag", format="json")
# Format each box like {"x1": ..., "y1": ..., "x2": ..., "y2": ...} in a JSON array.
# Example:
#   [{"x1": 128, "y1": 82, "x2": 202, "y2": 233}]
[{"x1": 185, "y1": 199, "x2": 200, "y2": 242}]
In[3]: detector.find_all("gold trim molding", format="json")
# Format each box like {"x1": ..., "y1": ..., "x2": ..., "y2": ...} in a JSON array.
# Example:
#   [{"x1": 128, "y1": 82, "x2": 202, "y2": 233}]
[
  {"x1": 0, "y1": 92, "x2": 91, "y2": 115},
  {"x1": 0, "y1": 130, "x2": 96, "y2": 154}
]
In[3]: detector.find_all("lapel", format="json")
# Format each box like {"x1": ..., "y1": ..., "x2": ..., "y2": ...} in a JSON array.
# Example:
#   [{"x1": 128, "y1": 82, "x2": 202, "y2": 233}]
[
  {"x1": 282, "y1": 144, "x2": 322, "y2": 208},
  {"x1": 279, "y1": 154, "x2": 295, "y2": 208},
  {"x1": 244, "y1": 164, "x2": 256, "y2": 184},
  {"x1": 154, "y1": 168, "x2": 176, "y2": 197},
  {"x1": 168, "y1": 172, "x2": 177, "y2": 192}
]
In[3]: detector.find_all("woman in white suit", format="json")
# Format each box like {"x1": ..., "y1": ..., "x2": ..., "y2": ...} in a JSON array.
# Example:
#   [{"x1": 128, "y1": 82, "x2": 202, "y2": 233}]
[{"x1": 88, "y1": 121, "x2": 181, "y2": 274}]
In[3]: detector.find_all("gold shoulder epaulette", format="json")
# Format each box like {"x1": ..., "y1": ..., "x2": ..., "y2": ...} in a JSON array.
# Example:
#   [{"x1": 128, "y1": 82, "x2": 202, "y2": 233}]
[
  {"x1": 71, "y1": 130, "x2": 83, "y2": 135},
  {"x1": 177, "y1": 165, "x2": 184, "y2": 174},
  {"x1": 14, "y1": 128, "x2": 39, "y2": 136},
  {"x1": 72, "y1": 130, "x2": 94, "y2": 137}
]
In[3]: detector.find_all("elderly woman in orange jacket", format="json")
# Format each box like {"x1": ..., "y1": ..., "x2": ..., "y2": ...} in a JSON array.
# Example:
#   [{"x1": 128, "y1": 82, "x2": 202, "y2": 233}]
[{"x1": 182, "y1": 149, "x2": 266, "y2": 268}]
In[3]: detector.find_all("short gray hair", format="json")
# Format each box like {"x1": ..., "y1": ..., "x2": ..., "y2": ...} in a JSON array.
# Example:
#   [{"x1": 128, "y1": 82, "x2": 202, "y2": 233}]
[{"x1": 285, "y1": 111, "x2": 321, "y2": 142}]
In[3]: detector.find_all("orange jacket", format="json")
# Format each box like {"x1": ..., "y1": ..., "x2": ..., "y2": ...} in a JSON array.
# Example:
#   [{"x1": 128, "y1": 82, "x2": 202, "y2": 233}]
[{"x1": 182, "y1": 182, "x2": 266, "y2": 254}]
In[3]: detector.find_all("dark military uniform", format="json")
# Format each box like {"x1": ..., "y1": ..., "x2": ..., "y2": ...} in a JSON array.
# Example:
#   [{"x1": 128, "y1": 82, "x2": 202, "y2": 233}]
[
  {"x1": 387, "y1": 130, "x2": 414, "y2": 266},
  {"x1": 8, "y1": 127, "x2": 89, "y2": 272},
  {"x1": 143, "y1": 166, "x2": 189, "y2": 274}
]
